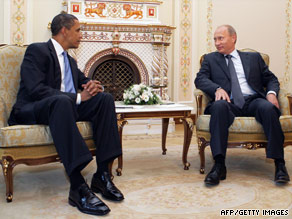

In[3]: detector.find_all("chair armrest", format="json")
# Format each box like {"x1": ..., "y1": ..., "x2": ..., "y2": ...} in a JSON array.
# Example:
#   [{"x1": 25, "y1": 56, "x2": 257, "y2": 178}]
[
  {"x1": 194, "y1": 89, "x2": 204, "y2": 116},
  {"x1": 288, "y1": 94, "x2": 292, "y2": 115},
  {"x1": 0, "y1": 97, "x2": 8, "y2": 128},
  {"x1": 194, "y1": 89, "x2": 212, "y2": 118}
]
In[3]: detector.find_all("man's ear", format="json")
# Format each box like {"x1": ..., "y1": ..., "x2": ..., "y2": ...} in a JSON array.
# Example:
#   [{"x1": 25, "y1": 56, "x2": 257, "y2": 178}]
[
  {"x1": 60, "y1": 26, "x2": 67, "y2": 36},
  {"x1": 232, "y1": 34, "x2": 237, "y2": 44}
]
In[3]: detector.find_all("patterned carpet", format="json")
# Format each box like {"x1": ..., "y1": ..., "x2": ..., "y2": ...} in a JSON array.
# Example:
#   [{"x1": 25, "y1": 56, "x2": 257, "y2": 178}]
[{"x1": 1, "y1": 130, "x2": 292, "y2": 218}]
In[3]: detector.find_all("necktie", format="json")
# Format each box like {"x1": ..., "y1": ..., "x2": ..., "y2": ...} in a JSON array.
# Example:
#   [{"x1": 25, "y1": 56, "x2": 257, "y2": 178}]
[
  {"x1": 226, "y1": 54, "x2": 245, "y2": 108},
  {"x1": 62, "y1": 51, "x2": 76, "y2": 93}
]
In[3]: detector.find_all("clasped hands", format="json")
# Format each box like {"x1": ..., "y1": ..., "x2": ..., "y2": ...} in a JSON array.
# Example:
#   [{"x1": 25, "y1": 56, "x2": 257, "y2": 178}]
[
  {"x1": 81, "y1": 80, "x2": 104, "y2": 102},
  {"x1": 215, "y1": 88, "x2": 279, "y2": 108}
]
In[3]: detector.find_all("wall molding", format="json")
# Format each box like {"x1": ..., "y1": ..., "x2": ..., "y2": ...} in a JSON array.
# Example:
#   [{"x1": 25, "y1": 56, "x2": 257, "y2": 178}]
[
  {"x1": 179, "y1": 0, "x2": 192, "y2": 100},
  {"x1": 284, "y1": 0, "x2": 291, "y2": 89}
]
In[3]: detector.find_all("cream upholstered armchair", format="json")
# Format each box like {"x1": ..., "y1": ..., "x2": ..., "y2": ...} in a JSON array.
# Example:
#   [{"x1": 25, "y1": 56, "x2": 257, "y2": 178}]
[
  {"x1": 0, "y1": 45, "x2": 98, "y2": 202},
  {"x1": 194, "y1": 49, "x2": 292, "y2": 174}
]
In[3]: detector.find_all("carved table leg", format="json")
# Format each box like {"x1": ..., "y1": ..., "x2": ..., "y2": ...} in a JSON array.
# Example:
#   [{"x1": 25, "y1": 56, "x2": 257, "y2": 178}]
[
  {"x1": 116, "y1": 116, "x2": 127, "y2": 176},
  {"x1": 0, "y1": 156, "x2": 15, "y2": 202},
  {"x1": 181, "y1": 118, "x2": 194, "y2": 170},
  {"x1": 162, "y1": 118, "x2": 169, "y2": 155},
  {"x1": 198, "y1": 137, "x2": 207, "y2": 174}
]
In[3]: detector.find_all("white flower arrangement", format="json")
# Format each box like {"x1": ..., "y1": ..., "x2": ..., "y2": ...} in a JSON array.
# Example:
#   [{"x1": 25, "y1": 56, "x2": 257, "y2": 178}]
[{"x1": 123, "y1": 83, "x2": 162, "y2": 105}]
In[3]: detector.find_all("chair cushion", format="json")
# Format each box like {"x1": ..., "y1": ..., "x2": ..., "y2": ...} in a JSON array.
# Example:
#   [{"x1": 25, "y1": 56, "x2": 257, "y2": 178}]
[
  {"x1": 0, "y1": 121, "x2": 93, "y2": 148},
  {"x1": 196, "y1": 115, "x2": 292, "y2": 133}
]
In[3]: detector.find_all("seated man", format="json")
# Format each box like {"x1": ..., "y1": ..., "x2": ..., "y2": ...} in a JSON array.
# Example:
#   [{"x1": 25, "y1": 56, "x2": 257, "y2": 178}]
[
  {"x1": 195, "y1": 24, "x2": 290, "y2": 186},
  {"x1": 8, "y1": 13, "x2": 123, "y2": 216}
]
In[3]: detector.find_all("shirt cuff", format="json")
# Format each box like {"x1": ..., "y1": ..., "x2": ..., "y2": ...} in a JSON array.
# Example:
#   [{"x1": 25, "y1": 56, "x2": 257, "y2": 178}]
[
  {"x1": 267, "y1": 91, "x2": 277, "y2": 96},
  {"x1": 76, "y1": 93, "x2": 81, "y2": 105}
]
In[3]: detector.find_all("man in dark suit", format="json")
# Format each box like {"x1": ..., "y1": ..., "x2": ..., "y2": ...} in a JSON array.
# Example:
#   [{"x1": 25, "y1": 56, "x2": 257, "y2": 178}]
[
  {"x1": 8, "y1": 14, "x2": 124, "y2": 216},
  {"x1": 195, "y1": 25, "x2": 290, "y2": 186}
]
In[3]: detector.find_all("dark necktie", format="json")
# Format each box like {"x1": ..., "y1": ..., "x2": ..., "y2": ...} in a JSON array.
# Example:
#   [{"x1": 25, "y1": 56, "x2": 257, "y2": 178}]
[
  {"x1": 62, "y1": 51, "x2": 76, "y2": 93},
  {"x1": 226, "y1": 54, "x2": 245, "y2": 108}
]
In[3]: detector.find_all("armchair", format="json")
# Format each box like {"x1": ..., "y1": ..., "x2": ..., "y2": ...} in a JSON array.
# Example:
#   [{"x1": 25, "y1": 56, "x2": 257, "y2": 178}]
[
  {"x1": 0, "y1": 45, "x2": 98, "y2": 202},
  {"x1": 194, "y1": 49, "x2": 292, "y2": 174}
]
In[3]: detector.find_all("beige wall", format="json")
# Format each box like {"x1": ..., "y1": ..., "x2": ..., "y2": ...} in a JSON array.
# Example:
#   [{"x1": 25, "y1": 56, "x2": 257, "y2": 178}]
[
  {"x1": 0, "y1": 0, "x2": 3, "y2": 43},
  {"x1": 31, "y1": 0, "x2": 62, "y2": 43},
  {"x1": 211, "y1": 0, "x2": 287, "y2": 89}
]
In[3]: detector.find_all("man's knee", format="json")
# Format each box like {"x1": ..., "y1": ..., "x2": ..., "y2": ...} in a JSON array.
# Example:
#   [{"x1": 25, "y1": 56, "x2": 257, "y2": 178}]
[
  {"x1": 210, "y1": 100, "x2": 229, "y2": 114},
  {"x1": 256, "y1": 101, "x2": 280, "y2": 117},
  {"x1": 95, "y1": 92, "x2": 114, "y2": 104}
]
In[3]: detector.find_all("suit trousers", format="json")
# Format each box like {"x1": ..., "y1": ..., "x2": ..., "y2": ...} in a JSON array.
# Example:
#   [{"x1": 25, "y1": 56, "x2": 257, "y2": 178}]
[
  {"x1": 12, "y1": 92, "x2": 122, "y2": 176},
  {"x1": 206, "y1": 95, "x2": 284, "y2": 160}
]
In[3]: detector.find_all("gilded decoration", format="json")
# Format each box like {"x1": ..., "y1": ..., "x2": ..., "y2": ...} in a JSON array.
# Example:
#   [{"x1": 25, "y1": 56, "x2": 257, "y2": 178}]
[
  {"x1": 64, "y1": 0, "x2": 160, "y2": 24},
  {"x1": 11, "y1": 0, "x2": 26, "y2": 45},
  {"x1": 179, "y1": 0, "x2": 192, "y2": 99},
  {"x1": 283, "y1": 0, "x2": 292, "y2": 90},
  {"x1": 206, "y1": 0, "x2": 213, "y2": 53},
  {"x1": 3, "y1": 158, "x2": 9, "y2": 176}
]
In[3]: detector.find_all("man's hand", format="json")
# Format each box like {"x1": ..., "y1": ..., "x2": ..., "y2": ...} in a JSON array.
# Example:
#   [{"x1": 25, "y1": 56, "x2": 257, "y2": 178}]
[
  {"x1": 266, "y1": 93, "x2": 279, "y2": 109},
  {"x1": 80, "y1": 89, "x2": 92, "y2": 102},
  {"x1": 215, "y1": 88, "x2": 231, "y2": 102},
  {"x1": 82, "y1": 80, "x2": 103, "y2": 97}
]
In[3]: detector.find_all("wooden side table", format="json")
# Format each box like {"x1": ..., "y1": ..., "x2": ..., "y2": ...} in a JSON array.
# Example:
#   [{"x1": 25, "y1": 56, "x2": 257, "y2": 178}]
[{"x1": 115, "y1": 102, "x2": 194, "y2": 176}]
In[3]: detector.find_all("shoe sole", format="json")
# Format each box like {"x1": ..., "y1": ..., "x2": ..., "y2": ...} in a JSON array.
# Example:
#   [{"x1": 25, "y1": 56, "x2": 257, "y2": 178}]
[
  {"x1": 275, "y1": 179, "x2": 290, "y2": 183},
  {"x1": 204, "y1": 175, "x2": 226, "y2": 186},
  {"x1": 68, "y1": 198, "x2": 110, "y2": 216}
]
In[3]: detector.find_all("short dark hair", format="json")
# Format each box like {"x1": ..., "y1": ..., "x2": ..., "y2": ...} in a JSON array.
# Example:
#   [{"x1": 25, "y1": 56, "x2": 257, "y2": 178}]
[{"x1": 51, "y1": 13, "x2": 78, "y2": 36}]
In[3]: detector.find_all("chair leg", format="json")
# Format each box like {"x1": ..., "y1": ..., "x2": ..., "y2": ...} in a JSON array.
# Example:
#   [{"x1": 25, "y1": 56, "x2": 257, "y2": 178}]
[
  {"x1": 198, "y1": 137, "x2": 207, "y2": 174},
  {"x1": 0, "y1": 156, "x2": 15, "y2": 202}
]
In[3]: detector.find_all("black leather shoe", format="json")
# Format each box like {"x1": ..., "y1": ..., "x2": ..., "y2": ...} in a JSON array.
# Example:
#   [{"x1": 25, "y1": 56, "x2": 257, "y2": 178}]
[
  {"x1": 275, "y1": 163, "x2": 290, "y2": 183},
  {"x1": 204, "y1": 163, "x2": 226, "y2": 186},
  {"x1": 69, "y1": 183, "x2": 110, "y2": 216},
  {"x1": 91, "y1": 172, "x2": 124, "y2": 201}
]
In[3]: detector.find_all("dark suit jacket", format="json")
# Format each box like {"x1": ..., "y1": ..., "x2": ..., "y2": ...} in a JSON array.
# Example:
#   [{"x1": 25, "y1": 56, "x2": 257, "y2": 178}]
[
  {"x1": 194, "y1": 50, "x2": 280, "y2": 109},
  {"x1": 8, "y1": 40, "x2": 90, "y2": 125}
]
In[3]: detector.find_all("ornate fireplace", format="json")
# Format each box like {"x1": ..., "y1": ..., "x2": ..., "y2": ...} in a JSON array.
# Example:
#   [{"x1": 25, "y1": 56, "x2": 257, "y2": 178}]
[
  {"x1": 62, "y1": 0, "x2": 176, "y2": 134},
  {"x1": 63, "y1": 0, "x2": 175, "y2": 99},
  {"x1": 89, "y1": 53, "x2": 141, "y2": 100}
]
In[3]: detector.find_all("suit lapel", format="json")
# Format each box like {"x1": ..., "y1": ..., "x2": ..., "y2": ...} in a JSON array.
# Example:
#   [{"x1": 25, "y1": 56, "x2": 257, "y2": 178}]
[
  {"x1": 238, "y1": 51, "x2": 250, "y2": 80},
  {"x1": 215, "y1": 52, "x2": 230, "y2": 80},
  {"x1": 47, "y1": 40, "x2": 62, "y2": 89}
]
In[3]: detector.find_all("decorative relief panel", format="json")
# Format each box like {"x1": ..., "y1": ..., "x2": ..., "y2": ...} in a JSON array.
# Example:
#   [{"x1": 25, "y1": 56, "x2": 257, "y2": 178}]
[
  {"x1": 63, "y1": 0, "x2": 161, "y2": 24},
  {"x1": 179, "y1": 0, "x2": 192, "y2": 100},
  {"x1": 10, "y1": 0, "x2": 27, "y2": 45},
  {"x1": 283, "y1": 0, "x2": 291, "y2": 90}
]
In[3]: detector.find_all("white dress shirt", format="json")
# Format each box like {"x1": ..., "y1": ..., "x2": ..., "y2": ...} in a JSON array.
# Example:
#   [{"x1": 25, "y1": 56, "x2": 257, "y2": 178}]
[
  {"x1": 226, "y1": 49, "x2": 276, "y2": 97},
  {"x1": 51, "y1": 39, "x2": 81, "y2": 104}
]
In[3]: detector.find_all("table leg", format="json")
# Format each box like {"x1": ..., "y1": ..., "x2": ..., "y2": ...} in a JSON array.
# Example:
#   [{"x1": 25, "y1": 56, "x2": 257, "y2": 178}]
[
  {"x1": 116, "y1": 118, "x2": 127, "y2": 176},
  {"x1": 162, "y1": 118, "x2": 169, "y2": 155},
  {"x1": 181, "y1": 117, "x2": 194, "y2": 170}
]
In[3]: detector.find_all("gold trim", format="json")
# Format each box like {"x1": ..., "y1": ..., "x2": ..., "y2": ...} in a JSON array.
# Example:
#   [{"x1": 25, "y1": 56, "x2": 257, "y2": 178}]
[
  {"x1": 198, "y1": 138, "x2": 203, "y2": 151},
  {"x1": 3, "y1": 158, "x2": 9, "y2": 176},
  {"x1": 80, "y1": 22, "x2": 176, "y2": 29},
  {"x1": 84, "y1": 0, "x2": 163, "y2": 4},
  {"x1": 48, "y1": 22, "x2": 176, "y2": 31},
  {"x1": 185, "y1": 117, "x2": 194, "y2": 132},
  {"x1": 284, "y1": 0, "x2": 291, "y2": 89},
  {"x1": 206, "y1": 0, "x2": 213, "y2": 53},
  {"x1": 7, "y1": 194, "x2": 13, "y2": 202}
]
